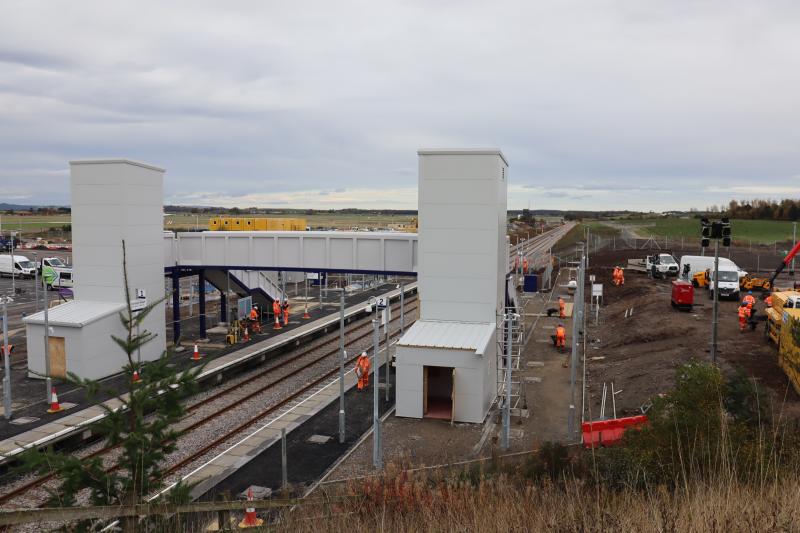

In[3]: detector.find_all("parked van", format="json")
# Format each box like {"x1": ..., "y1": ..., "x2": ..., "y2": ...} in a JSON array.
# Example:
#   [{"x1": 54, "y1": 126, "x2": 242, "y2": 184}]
[
  {"x1": 38, "y1": 257, "x2": 74, "y2": 289},
  {"x1": 679, "y1": 255, "x2": 743, "y2": 300},
  {"x1": 0, "y1": 254, "x2": 36, "y2": 278}
]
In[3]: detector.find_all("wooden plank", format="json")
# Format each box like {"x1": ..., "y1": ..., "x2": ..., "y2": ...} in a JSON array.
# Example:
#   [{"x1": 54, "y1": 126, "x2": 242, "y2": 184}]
[{"x1": 49, "y1": 337, "x2": 66, "y2": 379}]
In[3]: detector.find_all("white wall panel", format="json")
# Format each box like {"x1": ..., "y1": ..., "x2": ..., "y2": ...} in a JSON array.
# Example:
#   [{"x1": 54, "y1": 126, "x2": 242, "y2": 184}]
[{"x1": 356, "y1": 238, "x2": 381, "y2": 270}]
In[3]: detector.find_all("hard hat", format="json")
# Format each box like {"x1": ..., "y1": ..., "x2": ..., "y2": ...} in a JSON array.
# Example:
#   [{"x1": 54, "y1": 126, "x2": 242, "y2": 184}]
[
  {"x1": 748, "y1": 291, "x2": 753, "y2": 295},
  {"x1": 361, "y1": 351, "x2": 367, "y2": 357}
]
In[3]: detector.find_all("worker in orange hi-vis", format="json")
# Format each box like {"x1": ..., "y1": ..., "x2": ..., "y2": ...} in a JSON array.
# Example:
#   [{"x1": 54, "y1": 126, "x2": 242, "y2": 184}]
[
  {"x1": 523, "y1": 257, "x2": 529, "y2": 275},
  {"x1": 611, "y1": 267, "x2": 619, "y2": 285},
  {"x1": 765, "y1": 293, "x2": 773, "y2": 308},
  {"x1": 738, "y1": 304, "x2": 750, "y2": 333},
  {"x1": 272, "y1": 299, "x2": 282, "y2": 328},
  {"x1": 743, "y1": 291, "x2": 756, "y2": 307},
  {"x1": 355, "y1": 351, "x2": 371, "y2": 390},
  {"x1": 249, "y1": 306, "x2": 259, "y2": 323},
  {"x1": 558, "y1": 297, "x2": 566, "y2": 319},
  {"x1": 555, "y1": 324, "x2": 566, "y2": 351},
  {"x1": 282, "y1": 299, "x2": 290, "y2": 326},
  {"x1": 618, "y1": 267, "x2": 625, "y2": 286}
]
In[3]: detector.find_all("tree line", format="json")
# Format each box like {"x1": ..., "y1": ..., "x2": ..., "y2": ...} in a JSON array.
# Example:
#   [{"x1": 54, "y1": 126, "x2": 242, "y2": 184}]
[{"x1": 705, "y1": 199, "x2": 800, "y2": 221}]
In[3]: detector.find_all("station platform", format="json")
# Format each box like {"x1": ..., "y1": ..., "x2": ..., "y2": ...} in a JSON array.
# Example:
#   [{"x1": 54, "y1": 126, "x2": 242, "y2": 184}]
[
  {"x1": 177, "y1": 348, "x2": 394, "y2": 501},
  {"x1": 0, "y1": 282, "x2": 416, "y2": 466}
]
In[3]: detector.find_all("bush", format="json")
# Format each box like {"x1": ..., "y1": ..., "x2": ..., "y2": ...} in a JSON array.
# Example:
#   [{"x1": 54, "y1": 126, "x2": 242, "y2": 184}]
[{"x1": 593, "y1": 362, "x2": 787, "y2": 489}]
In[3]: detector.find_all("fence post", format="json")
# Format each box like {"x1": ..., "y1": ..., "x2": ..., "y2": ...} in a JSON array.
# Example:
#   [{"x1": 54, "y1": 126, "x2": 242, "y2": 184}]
[
  {"x1": 281, "y1": 427, "x2": 288, "y2": 489},
  {"x1": 218, "y1": 490, "x2": 232, "y2": 531}
]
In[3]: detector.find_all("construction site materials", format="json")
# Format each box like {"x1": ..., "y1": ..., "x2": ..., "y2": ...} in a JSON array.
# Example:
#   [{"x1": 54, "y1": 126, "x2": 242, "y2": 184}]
[
  {"x1": 670, "y1": 280, "x2": 694, "y2": 311},
  {"x1": 778, "y1": 308, "x2": 800, "y2": 395},
  {"x1": 765, "y1": 290, "x2": 800, "y2": 344},
  {"x1": 208, "y1": 217, "x2": 306, "y2": 231},
  {"x1": 46, "y1": 387, "x2": 63, "y2": 413},
  {"x1": 581, "y1": 415, "x2": 648, "y2": 448}
]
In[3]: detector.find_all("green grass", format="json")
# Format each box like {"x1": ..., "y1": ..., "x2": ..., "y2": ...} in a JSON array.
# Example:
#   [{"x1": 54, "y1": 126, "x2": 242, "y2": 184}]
[{"x1": 612, "y1": 218, "x2": 796, "y2": 244}]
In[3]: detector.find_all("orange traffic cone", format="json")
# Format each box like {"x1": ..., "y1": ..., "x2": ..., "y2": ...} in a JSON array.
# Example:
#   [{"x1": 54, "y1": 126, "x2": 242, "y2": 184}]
[
  {"x1": 132, "y1": 369, "x2": 141, "y2": 383},
  {"x1": 47, "y1": 387, "x2": 64, "y2": 413},
  {"x1": 192, "y1": 344, "x2": 202, "y2": 361},
  {"x1": 243, "y1": 326, "x2": 250, "y2": 342},
  {"x1": 302, "y1": 309, "x2": 311, "y2": 319},
  {"x1": 273, "y1": 316, "x2": 282, "y2": 330},
  {"x1": 238, "y1": 487, "x2": 263, "y2": 528}
]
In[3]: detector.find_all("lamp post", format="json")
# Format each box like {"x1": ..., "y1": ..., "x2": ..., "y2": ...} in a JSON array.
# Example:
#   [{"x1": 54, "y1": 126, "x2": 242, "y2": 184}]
[
  {"x1": 368, "y1": 296, "x2": 385, "y2": 469},
  {"x1": 2, "y1": 296, "x2": 13, "y2": 420},
  {"x1": 10, "y1": 234, "x2": 15, "y2": 295},
  {"x1": 42, "y1": 269, "x2": 52, "y2": 403},
  {"x1": 338, "y1": 289, "x2": 345, "y2": 443},
  {"x1": 33, "y1": 251, "x2": 39, "y2": 311}
]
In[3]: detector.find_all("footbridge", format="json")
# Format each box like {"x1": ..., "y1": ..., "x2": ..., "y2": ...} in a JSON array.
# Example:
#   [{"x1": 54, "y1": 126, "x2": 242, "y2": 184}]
[{"x1": 162, "y1": 224, "x2": 573, "y2": 342}]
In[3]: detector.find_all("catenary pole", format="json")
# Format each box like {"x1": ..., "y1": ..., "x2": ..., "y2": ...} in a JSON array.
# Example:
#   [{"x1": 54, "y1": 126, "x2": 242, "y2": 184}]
[
  {"x1": 43, "y1": 270, "x2": 52, "y2": 403},
  {"x1": 3, "y1": 297, "x2": 12, "y2": 420},
  {"x1": 372, "y1": 316, "x2": 382, "y2": 469},
  {"x1": 338, "y1": 289, "x2": 345, "y2": 443}
]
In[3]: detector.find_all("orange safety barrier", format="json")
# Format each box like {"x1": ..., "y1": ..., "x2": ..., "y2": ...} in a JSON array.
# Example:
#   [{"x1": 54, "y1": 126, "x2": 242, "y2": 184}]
[{"x1": 581, "y1": 415, "x2": 648, "y2": 448}]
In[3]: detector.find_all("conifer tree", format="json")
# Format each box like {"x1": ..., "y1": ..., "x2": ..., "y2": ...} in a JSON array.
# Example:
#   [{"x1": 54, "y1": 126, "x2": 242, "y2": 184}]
[{"x1": 24, "y1": 241, "x2": 203, "y2": 531}]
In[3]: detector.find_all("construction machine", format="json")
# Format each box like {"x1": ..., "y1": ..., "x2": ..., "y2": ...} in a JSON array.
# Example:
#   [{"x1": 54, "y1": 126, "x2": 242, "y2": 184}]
[
  {"x1": 692, "y1": 269, "x2": 710, "y2": 288},
  {"x1": 761, "y1": 241, "x2": 800, "y2": 344},
  {"x1": 739, "y1": 274, "x2": 772, "y2": 291},
  {"x1": 767, "y1": 240, "x2": 800, "y2": 290}
]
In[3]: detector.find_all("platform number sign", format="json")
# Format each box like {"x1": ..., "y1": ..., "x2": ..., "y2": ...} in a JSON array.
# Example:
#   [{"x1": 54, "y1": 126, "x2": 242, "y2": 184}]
[
  {"x1": 131, "y1": 289, "x2": 148, "y2": 313},
  {"x1": 378, "y1": 298, "x2": 391, "y2": 326}
]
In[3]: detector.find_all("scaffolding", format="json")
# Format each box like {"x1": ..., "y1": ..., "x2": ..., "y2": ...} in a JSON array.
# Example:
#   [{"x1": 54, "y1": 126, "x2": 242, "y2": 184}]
[{"x1": 497, "y1": 306, "x2": 524, "y2": 412}]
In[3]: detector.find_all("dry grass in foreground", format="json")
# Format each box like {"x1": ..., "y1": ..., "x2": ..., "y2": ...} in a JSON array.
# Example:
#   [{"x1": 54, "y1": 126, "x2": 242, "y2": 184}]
[{"x1": 283, "y1": 473, "x2": 800, "y2": 532}]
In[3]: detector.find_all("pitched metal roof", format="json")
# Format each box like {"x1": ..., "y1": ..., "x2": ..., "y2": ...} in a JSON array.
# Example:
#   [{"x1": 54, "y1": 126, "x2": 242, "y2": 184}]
[
  {"x1": 23, "y1": 300, "x2": 126, "y2": 328},
  {"x1": 397, "y1": 320, "x2": 495, "y2": 355}
]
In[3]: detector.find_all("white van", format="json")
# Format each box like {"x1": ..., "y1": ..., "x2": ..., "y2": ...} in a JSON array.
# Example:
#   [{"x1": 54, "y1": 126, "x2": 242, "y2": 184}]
[
  {"x1": 679, "y1": 255, "x2": 743, "y2": 300},
  {"x1": 0, "y1": 254, "x2": 36, "y2": 278}
]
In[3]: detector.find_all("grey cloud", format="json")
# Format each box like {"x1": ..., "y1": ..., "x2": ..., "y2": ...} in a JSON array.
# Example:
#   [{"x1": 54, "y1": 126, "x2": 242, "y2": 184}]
[{"x1": 1, "y1": 1, "x2": 799, "y2": 210}]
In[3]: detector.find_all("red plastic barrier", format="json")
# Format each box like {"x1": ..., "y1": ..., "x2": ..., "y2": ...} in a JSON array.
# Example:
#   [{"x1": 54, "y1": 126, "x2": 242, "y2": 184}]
[{"x1": 581, "y1": 415, "x2": 648, "y2": 448}]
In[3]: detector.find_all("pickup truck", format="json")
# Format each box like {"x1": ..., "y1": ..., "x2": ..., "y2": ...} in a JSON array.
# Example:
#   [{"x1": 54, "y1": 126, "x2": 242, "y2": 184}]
[{"x1": 645, "y1": 253, "x2": 679, "y2": 278}]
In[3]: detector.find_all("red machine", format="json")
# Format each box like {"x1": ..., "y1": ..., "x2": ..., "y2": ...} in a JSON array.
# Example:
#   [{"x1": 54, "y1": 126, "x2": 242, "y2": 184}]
[
  {"x1": 671, "y1": 280, "x2": 694, "y2": 311},
  {"x1": 769, "y1": 240, "x2": 800, "y2": 288}
]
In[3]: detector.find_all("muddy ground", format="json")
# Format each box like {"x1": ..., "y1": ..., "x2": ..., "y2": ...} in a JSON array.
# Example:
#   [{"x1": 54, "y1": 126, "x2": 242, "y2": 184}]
[{"x1": 583, "y1": 248, "x2": 800, "y2": 422}]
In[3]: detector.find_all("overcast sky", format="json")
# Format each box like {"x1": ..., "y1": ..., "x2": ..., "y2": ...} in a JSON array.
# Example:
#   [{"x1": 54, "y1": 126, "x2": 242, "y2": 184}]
[{"x1": 1, "y1": 1, "x2": 798, "y2": 211}]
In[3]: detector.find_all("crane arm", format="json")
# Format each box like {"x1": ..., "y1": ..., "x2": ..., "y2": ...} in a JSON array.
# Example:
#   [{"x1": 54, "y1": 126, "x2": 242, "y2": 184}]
[{"x1": 768, "y1": 240, "x2": 800, "y2": 288}]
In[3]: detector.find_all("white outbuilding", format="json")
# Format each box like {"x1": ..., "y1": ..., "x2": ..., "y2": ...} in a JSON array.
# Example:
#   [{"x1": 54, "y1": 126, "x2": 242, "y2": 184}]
[
  {"x1": 395, "y1": 149, "x2": 508, "y2": 423},
  {"x1": 24, "y1": 160, "x2": 167, "y2": 381}
]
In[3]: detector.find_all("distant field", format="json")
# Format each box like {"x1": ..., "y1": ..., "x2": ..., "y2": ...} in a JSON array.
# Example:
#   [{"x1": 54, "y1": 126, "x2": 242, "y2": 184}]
[
  {"x1": 611, "y1": 218, "x2": 796, "y2": 245},
  {"x1": 166, "y1": 212, "x2": 414, "y2": 230},
  {"x1": 0, "y1": 212, "x2": 415, "y2": 236}
]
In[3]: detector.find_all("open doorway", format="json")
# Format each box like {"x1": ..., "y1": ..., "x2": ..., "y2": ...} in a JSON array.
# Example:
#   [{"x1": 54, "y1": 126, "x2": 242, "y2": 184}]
[{"x1": 423, "y1": 365, "x2": 454, "y2": 420}]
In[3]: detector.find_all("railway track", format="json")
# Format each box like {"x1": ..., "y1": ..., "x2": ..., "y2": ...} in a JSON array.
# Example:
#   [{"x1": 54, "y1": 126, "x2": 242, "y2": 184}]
[{"x1": 0, "y1": 297, "x2": 418, "y2": 508}]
